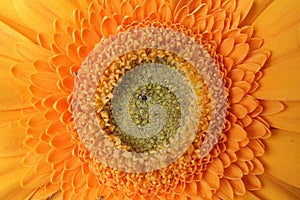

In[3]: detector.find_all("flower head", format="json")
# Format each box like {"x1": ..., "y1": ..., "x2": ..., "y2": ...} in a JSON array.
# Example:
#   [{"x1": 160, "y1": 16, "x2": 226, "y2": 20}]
[{"x1": 0, "y1": 0, "x2": 300, "y2": 199}]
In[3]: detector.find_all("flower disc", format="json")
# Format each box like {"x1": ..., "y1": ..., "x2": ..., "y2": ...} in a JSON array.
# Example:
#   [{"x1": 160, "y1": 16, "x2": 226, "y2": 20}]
[{"x1": 72, "y1": 27, "x2": 227, "y2": 173}]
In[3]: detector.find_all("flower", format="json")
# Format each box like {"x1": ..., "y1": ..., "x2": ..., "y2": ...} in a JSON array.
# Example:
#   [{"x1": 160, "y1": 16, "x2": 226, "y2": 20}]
[{"x1": 0, "y1": 0, "x2": 300, "y2": 199}]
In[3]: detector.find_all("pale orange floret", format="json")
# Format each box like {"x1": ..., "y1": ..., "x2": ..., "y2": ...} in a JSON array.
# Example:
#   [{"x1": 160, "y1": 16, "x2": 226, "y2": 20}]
[{"x1": 0, "y1": 0, "x2": 299, "y2": 199}]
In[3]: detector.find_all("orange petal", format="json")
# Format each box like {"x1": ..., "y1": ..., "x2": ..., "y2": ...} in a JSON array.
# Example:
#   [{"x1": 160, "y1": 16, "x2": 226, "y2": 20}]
[
  {"x1": 228, "y1": 69, "x2": 245, "y2": 82},
  {"x1": 251, "y1": 158, "x2": 264, "y2": 175},
  {"x1": 235, "y1": 63, "x2": 262, "y2": 73},
  {"x1": 47, "y1": 147, "x2": 73, "y2": 165},
  {"x1": 235, "y1": 160, "x2": 249, "y2": 175},
  {"x1": 263, "y1": 22, "x2": 300, "y2": 62},
  {"x1": 263, "y1": 101, "x2": 300, "y2": 133},
  {"x1": 236, "y1": 147, "x2": 254, "y2": 161},
  {"x1": 219, "y1": 152, "x2": 231, "y2": 168},
  {"x1": 101, "y1": 17, "x2": 118, "y2": 37},
  {"x1": 228, "y1": 43, "x2": 249, "y2": 65},
  {"x1": 120, "y1": 0, "x2": 134, "y2": 17},
  {"x1": 185, "y1": 181, "x2": 197, "y2": 196},
  {"x1": 231, "y1": 104, "x2": 248, "y2": 119},
  {"x1": 81, "y1": 28, "x2": 100, "y2": 47},
  {"x1": 262, "y1": 129, "x2": 300, "y2": 188},
  {"x1": 50, "y1": 53, "x2": 74, "y2": 68},
  {"x1": 174, "y1": 5, "x2": 189, "y2": 23},
  {"x1": 216, "y1": 178, "x2": 234, "y2": 200},
  {"x1": 247, "y1": 139, "x2": 264, "y2": 157},
  {"x1": 192, "y1": 3, "x2": 208, "y2": 19},
  {"x1": 253, "y1": 55, "x2": 300, "y2": 101},
  {"x1": 158, "y1": 3, "x2": 172, "y2": 21},
  {"x1": 229, "y1": 87, "x2": 245, "y2": 104},
  {"x1": 33, "y1": 59, "x2": 54, "y2": 72},
  {"x1": 218, "y1": 38, "x2": 234, "y2": 56},
  {"x1": 53, "y1": 33, "x2": 73, "y2": 53},
  {"x1": 226, "y1": 139, "x2": 240, "y2": 152},
  {"x1": 245, "y1": 119, "x2": 268, "y2": 139},
  {"x1": 232, "y1": 81, "x2": 251, "y2": 93},
  {"x1": 230, "y1": 178, "x2": 246, "y2": 196},
  {"x1": 260, "y1": 100, "x2": 285, "y2": 116},
  {"x1": 243, "y1": 174, "x2": 261, "y2": 190},
  {"x1": 224, "y1": 163, "x2": 243, "y2": 179},
  {"x1": 50, "y1": 132, "x2": 72, "y2": 150},
  {"x1": 180, "y1": 14, "x2": 195, "y2": 29},
  {"x1": 203, "y1": 167, "x2": 220, "y2": 190},
  {"x1": 143, "y1": 0, "x2": 157, "y2": 16},
  {"x1": 239, "y1": 95, "x2": 259, "y2": 113},
  {"x1": 252, "y1": 0, "x2": 300, "y2": 37},
  {"x1": 237, "y1": 192, "x2": 261, "y2": 200},
  {"x1": 255, "y1": 173, "x2": 300, "y2": 199},
  {"x1": 227, "y1": 123, "x2": 247, "y2": 142},
  {"x1": 235, "y1": 0, "x2": 253, "y2": 22}
]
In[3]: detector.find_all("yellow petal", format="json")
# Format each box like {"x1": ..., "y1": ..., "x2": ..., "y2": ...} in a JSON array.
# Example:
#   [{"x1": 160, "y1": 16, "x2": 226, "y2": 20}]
[
  {"x1": 0, "y1": 109, "x2": 23, "y2": 124},
  {"x1": 15, "y1": 42, "x2": 51, "y2": 61},
  {"x1": 0, "y1": 21, "x2": 32, "y2": 61},
  {"x1": 252, "y1": 0, "x2": 300, "y2": 37},
  {"x1": 0, "y1": 121, "x2": 27, "y2": 157},
  {"x1": 13, "y1": 0, "x2": 57, "y2": 33},
  {"x1": 28, "y1": 184, "x2": 60, "y2": 200},
  {"x1": 38, "y1": 0, "x2": 77, "y2": 23},
  {"x1": 0, "y1": 155, "x2": 23, "y2": 174},
  {"x1": 263, "y1": 101, "x2": 300, "y2": 133},
  {"x1": 255, "y1": 173, "x2": 300, "y2": 200},
  {"x1": 0, "y1": 165, "x2": 34, "y2": 199},
  {"x1": 30, "y1": 72, "x2": 59, "y2": 93},
  {"x1": 21, "y1": 167, "x2": 51, "y2": 188},
  {"x1": 263, "y1": 22, "x2": 300, "y2": 62},
  {"x1": 253, "y1": 55, "x2": 300, "y2": 101},
  {"x1": 262, "y1": 129, "x2": 300, "y2": 188},
  {"x1": 0, "y1": 0, "x2": 37, "y2": 42}
]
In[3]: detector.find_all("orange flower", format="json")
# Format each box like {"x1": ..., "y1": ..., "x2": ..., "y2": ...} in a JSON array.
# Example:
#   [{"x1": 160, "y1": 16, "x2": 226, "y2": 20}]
[{"x1": 0, "y1": 0, "x2": 299, "y2": 199}]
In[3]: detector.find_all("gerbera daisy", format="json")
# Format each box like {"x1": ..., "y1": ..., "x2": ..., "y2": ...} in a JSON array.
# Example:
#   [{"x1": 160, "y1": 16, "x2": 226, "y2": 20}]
[{"x1": 0, "y1": 0, "x2": 299, "y2": 199}]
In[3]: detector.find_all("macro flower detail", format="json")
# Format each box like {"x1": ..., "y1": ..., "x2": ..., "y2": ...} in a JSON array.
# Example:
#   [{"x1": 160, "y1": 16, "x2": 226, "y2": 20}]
[{"x1": 0, "y1": 0, "x2": 299, "y2": 200}]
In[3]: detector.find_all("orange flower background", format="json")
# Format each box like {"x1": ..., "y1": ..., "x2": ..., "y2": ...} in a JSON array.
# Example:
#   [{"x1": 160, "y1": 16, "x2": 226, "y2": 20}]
[{"x1": 0, "y1": 0, "x2": 299, "y2": 199}]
